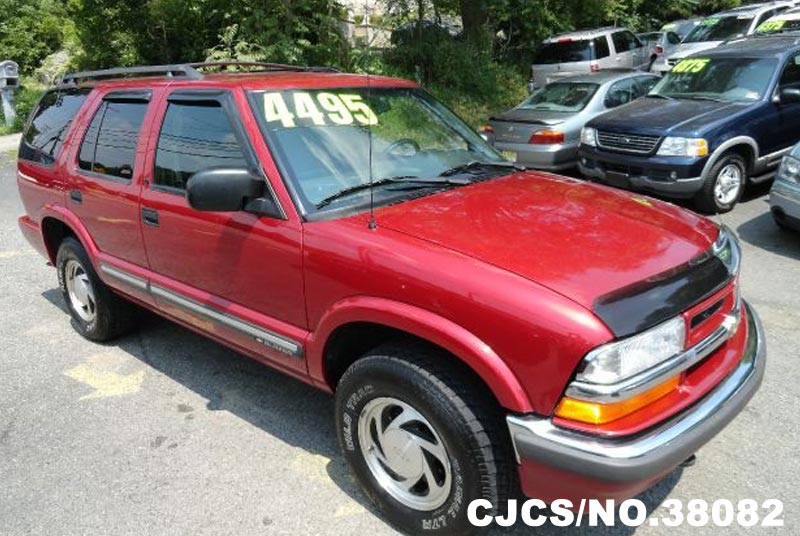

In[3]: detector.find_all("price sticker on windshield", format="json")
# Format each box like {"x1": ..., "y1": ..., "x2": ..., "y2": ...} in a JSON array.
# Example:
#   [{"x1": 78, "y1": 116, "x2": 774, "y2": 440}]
[
  {"x1": 672, "y1": 58, "x2": 710, "y2": 74},
  {"x1": 757, "y1": 19, "x2": 786, "y2": 32},
  {"x1": 261, "y1": 91, "x2": 379, "y2": 128},
  {"x1": 700, "y1": 18, "x2": 720, "y2": 26}
]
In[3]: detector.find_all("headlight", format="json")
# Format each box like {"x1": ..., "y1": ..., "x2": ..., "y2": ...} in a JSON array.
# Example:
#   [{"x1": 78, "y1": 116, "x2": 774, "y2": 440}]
[
  {"x1": 656, "y1": 137, "x2": 709, "y2": 157},
  {"x1": 576, "y1": 316, "x2": 686, "y2": 385},
  {"x1": 580, "y1": 126, "x2": 597, "y2": 147},
  {"x1": 712, "y1": 224, "x2": 741, "y2": 277},
  {"x1": 777, "y1": 155, "x2": 800, "y2": 183}
]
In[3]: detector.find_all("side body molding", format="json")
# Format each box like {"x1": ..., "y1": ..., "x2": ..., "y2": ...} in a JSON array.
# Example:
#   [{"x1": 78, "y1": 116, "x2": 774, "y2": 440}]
[{"x1": 307, "y1": 296, "x2": 533, "y2": 413}]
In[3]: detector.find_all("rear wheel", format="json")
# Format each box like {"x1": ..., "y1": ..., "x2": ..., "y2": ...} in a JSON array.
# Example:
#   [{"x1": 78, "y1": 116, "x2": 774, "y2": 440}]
[
  {"x1": 56, "y1": 237, "x2": 136, "y2": 341},
  {"x1": 695, "y1": 153, "x2": 746, "y2": 214},
  {"x1": 335, "y1": 343, "x2": 514, "y2": 536}
]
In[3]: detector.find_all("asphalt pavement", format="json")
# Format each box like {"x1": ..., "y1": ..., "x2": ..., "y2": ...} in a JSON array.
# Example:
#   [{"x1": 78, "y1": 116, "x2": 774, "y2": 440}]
[{"x1": 1, "y1": 150, "x2": 798, "y2": 535}]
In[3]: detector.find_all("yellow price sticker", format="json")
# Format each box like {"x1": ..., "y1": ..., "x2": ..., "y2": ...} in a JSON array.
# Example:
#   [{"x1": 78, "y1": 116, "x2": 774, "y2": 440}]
[
  {"x1": 757, "y1": 19, "x2": 786, "y2": 32},
  {"x1": 672, "y1": 58, "x2": 710, "y2": 74},
  {"x1": 262, "y1": 91, "x2": 378, "y2": 128}
]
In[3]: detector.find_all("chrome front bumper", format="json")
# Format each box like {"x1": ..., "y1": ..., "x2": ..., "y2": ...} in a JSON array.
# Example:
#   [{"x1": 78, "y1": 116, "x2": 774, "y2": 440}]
[{"x1": 507, "y1": 300, "x2": 765, "y2": 483}]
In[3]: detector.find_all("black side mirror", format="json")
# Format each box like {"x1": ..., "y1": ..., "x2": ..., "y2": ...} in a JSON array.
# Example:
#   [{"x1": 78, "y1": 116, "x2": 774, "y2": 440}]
[
  {"x1": 777, "y1": 87, "x2": 800, "y2": 104},
  {"x1": 186, "y1": 168, "x2": 266, "y2": 213}
]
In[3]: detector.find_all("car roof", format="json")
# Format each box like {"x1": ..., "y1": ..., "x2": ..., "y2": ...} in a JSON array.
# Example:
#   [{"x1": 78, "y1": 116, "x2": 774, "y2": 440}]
[
  {"x1": 544, "y1": 26, "x2": 621, "y2": 41},
  {"x1": 555, "y1": 70, "x2": 658, "y2": 84},
  {"x1": 61, "y1": 70, "x2": 417, "y2": 93},
  {"x1": 699, "y1": 34, "x2": 800, "y2": 57},
  {"x1": 767, "y1": 8, "x2": 800, "y2": 18},
  {"x1": 715, "y1": 1, "x2": 795, "y2": 16}
]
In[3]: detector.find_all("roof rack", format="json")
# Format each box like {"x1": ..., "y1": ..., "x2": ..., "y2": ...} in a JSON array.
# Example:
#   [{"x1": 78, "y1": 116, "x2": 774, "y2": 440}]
[{"x1": 60, "y1": 61, "x2": 340, "y2": 85}]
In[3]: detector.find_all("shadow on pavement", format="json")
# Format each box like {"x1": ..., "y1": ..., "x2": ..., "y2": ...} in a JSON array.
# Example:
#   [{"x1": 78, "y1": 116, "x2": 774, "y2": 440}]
[
  {"x1": 40, "y1": 287, "x2": 684, "y2": 535},
  {"x1": 736, "y1": 202, "x2": 800, "y2": 261}
]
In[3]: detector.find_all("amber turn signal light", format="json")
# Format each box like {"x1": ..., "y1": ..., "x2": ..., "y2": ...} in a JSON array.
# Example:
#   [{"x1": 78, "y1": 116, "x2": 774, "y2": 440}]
[{"x1": 554, "y1": 375, "x2": 681, "y2": 425}]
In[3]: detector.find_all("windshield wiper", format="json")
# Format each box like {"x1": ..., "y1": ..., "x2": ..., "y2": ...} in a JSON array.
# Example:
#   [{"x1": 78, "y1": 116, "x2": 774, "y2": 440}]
[
  {"x1": 678, "y1": 95, "x2": 725, "y2": 103},
  {"x1": 315, "y1": 176, "x2": 470, "y2": 209},
  {"x1": 647, "y1": 94, "x2": 674, "y2": 100},
  {"x1": 439, "y1": 160, "x2": 524, "y2": 177}
]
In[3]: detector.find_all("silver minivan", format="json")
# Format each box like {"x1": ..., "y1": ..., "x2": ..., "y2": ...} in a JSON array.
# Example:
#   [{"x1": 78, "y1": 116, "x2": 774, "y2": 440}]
[{"x1": 529, "y1": 27, "x2": 650, "y2": 90}]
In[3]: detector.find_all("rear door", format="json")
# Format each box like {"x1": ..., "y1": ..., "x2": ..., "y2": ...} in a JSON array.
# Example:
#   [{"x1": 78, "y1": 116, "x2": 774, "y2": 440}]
[
  {"x1": 138, "y1": 88, "x2": 307, "y2": 372},
  {"x1": 611, "y1": 31, "x2": 635, "y2": 68},
  {"x1": 66, "y1": 90, "x2": 156, "y2": 307}
]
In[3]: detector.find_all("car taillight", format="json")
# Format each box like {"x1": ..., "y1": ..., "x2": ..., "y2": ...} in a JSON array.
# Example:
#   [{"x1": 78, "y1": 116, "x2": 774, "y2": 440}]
[
  {"x1": 590, "y1": 62, "x2": 600, "y2": 72},
  {"x1": 655, "y1": 45, "x2": 664, "y2": 54},
  {"x1": 529, "y1": 130, "x2": 565, "y2": 144},
  {"x1": 479, "y1": 124, "x2": 494, "y2": 134}
]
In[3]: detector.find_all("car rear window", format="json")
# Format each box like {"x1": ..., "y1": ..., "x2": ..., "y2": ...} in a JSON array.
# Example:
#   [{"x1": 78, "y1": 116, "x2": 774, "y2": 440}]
[
  {"x1": 684, "y1": 15, "x2": 753, "y2": 42},
  {"x1": 19, "y1": 88, "x2": 90, "y2": 165},
  {"x1": 534, "y1": 39, "x2": 599, "y2": 64},
  {"x1": 517, "y1": 82, "x2": 599, "y2": 112}
]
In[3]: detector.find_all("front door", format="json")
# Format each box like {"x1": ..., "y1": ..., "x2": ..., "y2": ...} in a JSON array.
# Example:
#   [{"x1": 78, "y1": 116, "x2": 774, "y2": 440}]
[
  {"x1": 139, "y1": 89, "x2": 307, "y2": 372},
  {"x1": 773, "y1": 53, "x2": 800, "y2": 155}
]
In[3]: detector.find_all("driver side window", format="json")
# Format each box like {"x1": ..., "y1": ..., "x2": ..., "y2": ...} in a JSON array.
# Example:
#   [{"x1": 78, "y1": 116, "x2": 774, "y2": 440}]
[{"x1": 779, "y1": 54, "x2": 800, "y2": 90}]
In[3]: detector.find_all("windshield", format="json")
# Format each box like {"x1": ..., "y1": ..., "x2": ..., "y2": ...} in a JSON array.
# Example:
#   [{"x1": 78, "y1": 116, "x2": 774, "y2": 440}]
[
  {"x1": 516, "y1": 82, "x2": 599, "y2": 112},
  {"x1": 683, "y1": 15, "x2": 752, "y2": 42},
  {"x1": 248, "y1": 87, "x2": 505, "y2": 215},
  {"x1": 534, "y1": 40, "x2": 594, "y2": 64},
  {"x1": 756, "y1": 17, "x2": 800, "y2": 34},
  {"x1": 651, "y1": 57, "x2": 776, "y2": 102}
]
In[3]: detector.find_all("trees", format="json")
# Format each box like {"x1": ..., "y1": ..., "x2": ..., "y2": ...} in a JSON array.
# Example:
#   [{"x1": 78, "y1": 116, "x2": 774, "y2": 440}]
[{"x1": 0, "y1": 0, "x2": 68, "y2": 74}]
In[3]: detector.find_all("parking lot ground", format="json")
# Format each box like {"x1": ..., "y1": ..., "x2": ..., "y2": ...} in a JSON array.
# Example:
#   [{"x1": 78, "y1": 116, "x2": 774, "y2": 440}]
[{"x1": 1, "y1": 153, "x2": 798, "y2": 535}]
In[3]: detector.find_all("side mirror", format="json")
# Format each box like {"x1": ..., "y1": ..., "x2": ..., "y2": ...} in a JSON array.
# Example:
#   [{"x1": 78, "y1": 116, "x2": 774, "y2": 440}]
[
  {"x1": 777, "y1": 87, "x2": 800, "y2": 104},
  {"x1": 186, "y1": 168, "x2": 267, "y2": 213}
]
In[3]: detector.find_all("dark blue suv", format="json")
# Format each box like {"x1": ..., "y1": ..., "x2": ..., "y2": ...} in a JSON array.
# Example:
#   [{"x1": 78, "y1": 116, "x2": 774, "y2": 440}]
[{"x1": 578, "y1": 36, "x2": 800, "y2": 212}]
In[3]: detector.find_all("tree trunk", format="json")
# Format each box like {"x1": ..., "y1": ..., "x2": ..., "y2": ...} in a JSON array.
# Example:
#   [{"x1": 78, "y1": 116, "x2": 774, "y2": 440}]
[{"x1": 459, "y1": 0, "x2": 488, "y2": 46}]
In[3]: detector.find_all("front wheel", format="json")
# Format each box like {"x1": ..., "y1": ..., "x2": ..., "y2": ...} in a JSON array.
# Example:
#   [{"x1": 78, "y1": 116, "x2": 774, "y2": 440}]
[
  {"x1": 694, "y1": 153, "x2": 746, "y2": 214},
  {"x1": 335, "y1": 344, "x2": 514, "y2": 536}
]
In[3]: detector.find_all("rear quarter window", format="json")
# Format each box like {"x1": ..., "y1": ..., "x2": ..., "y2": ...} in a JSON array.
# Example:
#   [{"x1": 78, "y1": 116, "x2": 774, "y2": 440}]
[{"x1": 19, "y1": 89, "x2": 91, "y2": 165}]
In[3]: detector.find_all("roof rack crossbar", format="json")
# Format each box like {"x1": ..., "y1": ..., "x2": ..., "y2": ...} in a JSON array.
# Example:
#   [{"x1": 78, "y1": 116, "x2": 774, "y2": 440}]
[
  {"x1": 61, "y1": 64, "x2": 202, "y2": 85},
  {"x1": 190, "y1": 61, "x2": 308, "y2": 72}
]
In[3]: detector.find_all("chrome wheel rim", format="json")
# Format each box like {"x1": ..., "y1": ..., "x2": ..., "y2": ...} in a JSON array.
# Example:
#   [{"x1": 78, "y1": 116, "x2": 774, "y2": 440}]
[
  {"x1": 357, "y1": 397, "x2": 452, "y2": 511},
  {"x1": 65, "y1": 259, "x2": 96, "y2": 323},
  {"x1": 714, "y1": 164, "x2": 742, "y2": 206}
]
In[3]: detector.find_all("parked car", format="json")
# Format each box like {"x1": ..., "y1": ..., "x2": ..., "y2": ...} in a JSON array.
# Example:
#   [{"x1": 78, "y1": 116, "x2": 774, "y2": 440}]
[
  {"x1": 659, "y1": 2, "x2": 796, "y2": 74},
  {"x1": 755, "y1": 7, "x2": 800, "y2": 35},
  {"x1": 580, "y1": 36, "x2": 800, "y2": 213},
  {"x1": 661, "y1": 18, "x2": 702, "y2": 40},
  {"x1": 17, "y1": 62, "x2": 765, "y2": 536},
  {"x1": 484, "y1": 71, "x2": 659, "y2": 171},
  {"x1": 638, "y1": 30, "x2": 684, "y2": 71},
  {"x1": 770, "y1": 141, "x2": 800, "y2": 229},
  {"x1": 529, "y1": 27, "x2": 649, "y2": 91},
  {"x1": 391, "y1": 19, "x2": 461, "y2": 46}
]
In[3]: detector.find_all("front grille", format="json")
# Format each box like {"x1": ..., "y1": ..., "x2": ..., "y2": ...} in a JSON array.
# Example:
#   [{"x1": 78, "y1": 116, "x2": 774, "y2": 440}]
[{"x1": 597, "y1": 131, "x2": 661, "y2": 154}]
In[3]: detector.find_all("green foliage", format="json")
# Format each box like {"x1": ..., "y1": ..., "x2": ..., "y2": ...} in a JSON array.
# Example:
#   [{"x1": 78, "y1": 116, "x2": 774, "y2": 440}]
[
  {"x1": 0, "y1": 0, "x2": 69, "y2": 74},
  {"x1": 0, "y1": 76, "x2": 45, "y2": 133}
]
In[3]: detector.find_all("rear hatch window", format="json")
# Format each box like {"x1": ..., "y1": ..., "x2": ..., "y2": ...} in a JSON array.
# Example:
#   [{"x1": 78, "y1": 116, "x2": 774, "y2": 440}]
[{"x1": 19, "y1": 88, "x2": 91, "y2": 165}]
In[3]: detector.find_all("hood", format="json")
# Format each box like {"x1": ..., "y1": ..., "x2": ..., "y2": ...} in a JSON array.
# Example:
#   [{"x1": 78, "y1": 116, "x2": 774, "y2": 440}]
[
  {"x1": 374, "y1": 172, "x2": 718, "y2": 311},
  {"x1": 491, "y1": 108, "x2": 566, "y2": 126},
  {"x1": 668, "y1": 41, "x2": 721, "y2": 60},
  {"x1": 588, "y1": 97, "x2": 751, "y2": 136}
]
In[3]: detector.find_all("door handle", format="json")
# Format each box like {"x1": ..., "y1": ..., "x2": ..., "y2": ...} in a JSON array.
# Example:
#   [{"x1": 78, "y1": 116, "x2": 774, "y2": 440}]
[
  {"x1": 141, "y1": 207, "x2": 159, "y2": 227},
  {"x1": 69, "y1": 190, "x2": 82, "y2": 204}
]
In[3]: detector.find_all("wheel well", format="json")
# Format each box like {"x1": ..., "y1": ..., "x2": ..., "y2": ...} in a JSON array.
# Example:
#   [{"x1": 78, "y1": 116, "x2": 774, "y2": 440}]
[
  {"x1": 723, "y1": 144, "x2": 755, "y2": 174},
  {"x1": 323, "y1": 322, "x2": 503, "y2": 408},
  {"x1": 41, "y1": 217, "x2": 77, "y2": 263}
]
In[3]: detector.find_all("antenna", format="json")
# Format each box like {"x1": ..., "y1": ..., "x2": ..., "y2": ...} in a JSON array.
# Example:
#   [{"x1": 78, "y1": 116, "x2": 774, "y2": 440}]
[{"x1": 367, "y1": 70, "x2": 377, "y2": 230}]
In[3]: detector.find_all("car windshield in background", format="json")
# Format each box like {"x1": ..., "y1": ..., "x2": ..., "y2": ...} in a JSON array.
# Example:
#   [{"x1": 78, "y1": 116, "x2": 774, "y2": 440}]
[
  {"x1": 248, "y1": 87, "x2": 504, "y2": 213},
  {"x1": 639, "y1": 32, "x2": 662, "y2": 43},
  {"x1": 683, "y1": 16, "x2": 752, "y2": 42},
  {"x1": 517, "y1": 82, "x2": 599, "y2": 112},
  {"x1": 756, "y1": 17, "x2": 800, "y2": 34},
  {"x1": 534, "y1": 40, "x2": 593, "y2": 63},
  {"x1": 651, "y1": 57, "x2": 776, "y2": 102}
]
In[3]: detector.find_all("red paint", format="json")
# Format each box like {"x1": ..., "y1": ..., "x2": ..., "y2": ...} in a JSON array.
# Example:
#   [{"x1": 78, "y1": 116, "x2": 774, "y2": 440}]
[{"x1": 15, "y1": 71, "x2": 751, "y2": 505}]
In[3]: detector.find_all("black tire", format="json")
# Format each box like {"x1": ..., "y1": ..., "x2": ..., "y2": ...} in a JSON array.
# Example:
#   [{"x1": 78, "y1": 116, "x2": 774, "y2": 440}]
[
  {"x1": 335, "y1": 343, "x2": 514, "y2": 536},
  {"x1": 694, "y1": 152, "x2": 746, "y2": 214},
  {"x1": 56, "y1": 237, "x2": 136, "y2": 341}
]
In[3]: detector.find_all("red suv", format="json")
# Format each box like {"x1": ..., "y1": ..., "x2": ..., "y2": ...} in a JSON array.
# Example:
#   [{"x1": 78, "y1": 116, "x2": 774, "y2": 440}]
[{"x1": 17, "y1": 63, "x2": 764, "y2": 535}]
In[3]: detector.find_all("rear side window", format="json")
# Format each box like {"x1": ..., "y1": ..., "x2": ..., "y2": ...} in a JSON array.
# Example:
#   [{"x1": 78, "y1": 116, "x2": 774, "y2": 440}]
[
  {"x1": 612, "y1": 31, "x2": 631, "y2": 53},
  {"x1": 78, "y1": 100, "x2": 148, "y2": 180},
  {"x1": 594, "y1": 36, "x2": 610, "y2": 59},
  {"x1": 19, "y1": 89, "x2": 90, "y2": 165},
  {"x1": 154, "y1": 102, "x2": 248, "y2": 191},
  {"x1": 533, "y1": 40, "x2": 595, "y2": 64}
]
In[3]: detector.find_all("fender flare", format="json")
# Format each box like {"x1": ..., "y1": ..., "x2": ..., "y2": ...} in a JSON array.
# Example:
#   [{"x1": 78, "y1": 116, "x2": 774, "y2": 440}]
[
  {"x1": 39, "y1": 205, "x2": 99, "y2": 264},
  {"x1": 307, "y1": 296, "x2": 533, "y2": 413},
  {"x1": 701, "y1": 136, "x2": 759, "y2": 180}
]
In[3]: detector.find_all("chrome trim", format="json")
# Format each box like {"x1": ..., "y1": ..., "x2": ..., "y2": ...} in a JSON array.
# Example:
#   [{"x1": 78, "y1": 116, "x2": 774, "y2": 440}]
[
  {"x1": 150, "y1": 284, "x2": 303, "y2": 358},
  {"x1": 507, "y1": 301, "x2": 764, "y2": 466},
  {"x1": 17, "y1": 171, "x2": 37, "y2": 184},
  {"x1": 98, "y1": 262, "x2": 303, "y2": 359},
  {"x1": 99, "y1": 263, "x2": 149, "y2": 292},
  {"x1": 566, "y1": 296, "x2": 740, "y2": 403}
]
